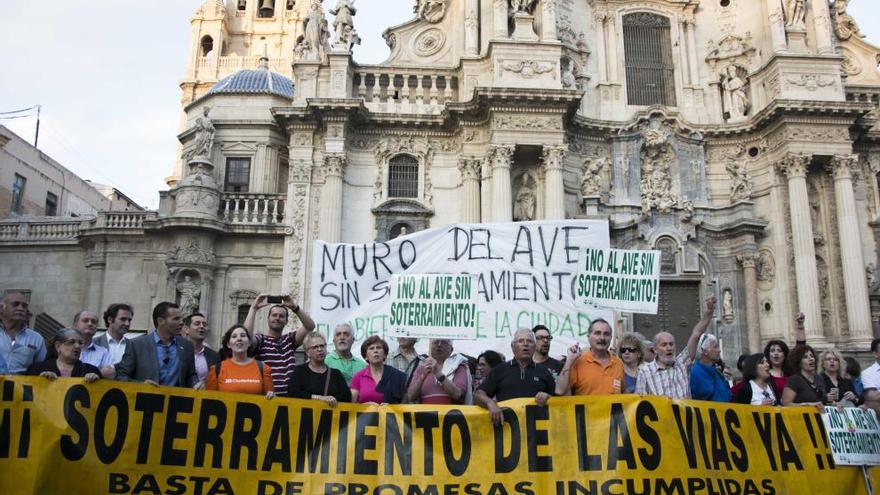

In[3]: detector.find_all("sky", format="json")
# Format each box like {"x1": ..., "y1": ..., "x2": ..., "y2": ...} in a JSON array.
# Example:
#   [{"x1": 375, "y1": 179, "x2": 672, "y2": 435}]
[{"x1": 0, "y1": 1, "x2": 878, "y2": 210}]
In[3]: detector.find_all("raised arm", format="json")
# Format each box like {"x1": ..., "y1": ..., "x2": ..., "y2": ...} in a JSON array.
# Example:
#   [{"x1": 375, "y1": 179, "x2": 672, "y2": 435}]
[
  {"x1": 555, "y1": 344, "x2": 581, "y2": 396},
  {"x1": 244, "y1": 293, "x2": 269, "y2": 335},
  {"x1": 794, "y1": 312, "x2": 806, "y2": 344},
  {"x1": 686, "y1": 295, "x2": 717, "y2": 361},
  {"x1": 282, "y1": 296, "x2": 316, "y2": 347}
]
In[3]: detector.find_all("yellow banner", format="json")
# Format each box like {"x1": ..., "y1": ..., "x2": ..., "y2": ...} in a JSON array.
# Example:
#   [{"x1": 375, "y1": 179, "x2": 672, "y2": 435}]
[{"x1": 0, "y1": 376, "x2": 874, "y2": 495}]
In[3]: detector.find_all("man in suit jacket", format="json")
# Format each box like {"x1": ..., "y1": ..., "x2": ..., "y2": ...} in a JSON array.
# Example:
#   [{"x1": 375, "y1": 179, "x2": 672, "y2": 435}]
[
  {"x1": 183, "y1": 312, "x2": 221, "y2": 386},
  {"x1": 116, "y1": 302, "x2": 200, "y2": 388},
  {"x1": 94, "y1": 303, "x2": 134, "y2": 366}
]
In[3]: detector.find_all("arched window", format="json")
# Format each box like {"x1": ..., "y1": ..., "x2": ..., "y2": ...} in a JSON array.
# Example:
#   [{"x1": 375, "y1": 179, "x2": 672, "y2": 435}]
[
  {"x1": 623, "y1": 13, "x2": 676, "y2": 106},
  {"x1": 388, "y1": 155, "x2": 419, "y2": 198},
  {"x1": 200, "y1": 35, "x2": 214, "y2": 58}
]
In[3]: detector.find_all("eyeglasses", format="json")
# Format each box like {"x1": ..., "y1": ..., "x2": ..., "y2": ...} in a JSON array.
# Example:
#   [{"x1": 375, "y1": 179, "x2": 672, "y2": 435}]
[
  {"x1": 619, "y1": 347, "x2": 638, "y2": 354},
  {"x1": 536, "y1": 335, "x2": 553, "y2": 341},
  {"x1": 62, "y1": 339, "x2": 85, "y2": 347},
  {"x1": 308, "y1": 343, "x2": 327, "y2": 351}
]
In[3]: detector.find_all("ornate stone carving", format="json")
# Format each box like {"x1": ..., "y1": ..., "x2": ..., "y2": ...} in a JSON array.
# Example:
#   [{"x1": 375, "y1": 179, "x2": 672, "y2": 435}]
[
  {"x1": 775, "y1": 153, "x2": 811, "y2": 178},
  {"x1": 509, "y1": 0, "x2": 538, "y2": 15},
  {"x1": 726, "y1": 158, "x2": 753, "y2": 202},
  {"x1": 832, "y1": 0, "x2": 863, "y2": 40},
  {"x1": 542, "y1": 145, "x2": 566, "y2": 171},
  {"x1": 722, "y1": 289, "x2": 735, "y2": 323},
  {"x1": 501, "y1": 60, "x2": 555, "y2": 78},
  {"x1": 295, "y1": 0, "x2": 331, "y2": 62},
  {"x1": 756, "y1": 249, "x2": 776, "y2": 285},
  {"x1": 414, "y1": 28, "x2": 445, "y2": 57},
  {"x1": 705, "y1": 32, "x2": 756, "y2": 69},
  {"x1": 287, "y1": 182, "x2": 308, "y2": 300},
  {"x1": 639, "y1": 120, "x2": 677, "y2": 214},
  {"x1": 185, "y1": 107, "x2": 215, "y2": 163},
  {"x1": 167, "y1": 239, "x2": 216, "y2": 267},
  {"x1": 290, "y1": 159, "x2": 312, "y2": 184},
  {"x1": 458, "y1": 158, "x2": 482, "y2": 182},
  {"x1": 330, "y1": 0, "x2": 359, "y2": 49},
  {"x1": 492, "y1": 115, "x2": 562, "y2": 130},
  {"x1": 786, "y1": 74, "x2": 835, "y2": 91},
  {"x1": 841, "y1": 49, "x2": 863, "y2": 76},
  {"x1": 581, "y1": 157, "x2": 605, "y2": 196},
  {"x1": 783, "y1": 0, "x2": 806, "y2": 29},
  {"x1": 827, "y1": 154, "x2": 859, "y2": 180},
  {"x1": 489, "y1": 144, "x2": 516, "y2": 170},
  {"x1": 415, "y1": 0, "x2": 448, "y2": 24},
  {"x1": 737, "y1": 252, "x2": 757, "y2": 269},
  {"x1": 324, "y1": 153, "x2": 347, "y2": 177},
  {"x1": 375, "y1": 136, "x2": 433, "y2": 163}
]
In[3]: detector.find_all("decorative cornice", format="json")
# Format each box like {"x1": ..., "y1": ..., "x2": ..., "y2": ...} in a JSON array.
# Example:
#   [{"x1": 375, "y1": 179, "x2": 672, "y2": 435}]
[{"x1": 775, "y1": 153, "x2": 811, "y2": 178}]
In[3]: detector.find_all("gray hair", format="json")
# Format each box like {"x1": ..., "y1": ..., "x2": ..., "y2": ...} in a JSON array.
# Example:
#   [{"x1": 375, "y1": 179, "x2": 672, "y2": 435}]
[
  {"x1": 512, "y1": 328, "x2": 536, "y2": 343},
  {"x1": 334, "y1": 323, "x2": 353, "y2": 335},
  {"x1": 54, "y1": 327, "x2": 83, "y2": 345},
  {"x1": 698, "y1": 333, "x2": 718, "y2": 353}
]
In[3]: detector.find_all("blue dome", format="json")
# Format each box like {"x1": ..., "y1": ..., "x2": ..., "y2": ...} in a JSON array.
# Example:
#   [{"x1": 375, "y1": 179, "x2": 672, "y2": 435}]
[{"x1": 207, "y1": 66, "x2": 294, "y2": 99}]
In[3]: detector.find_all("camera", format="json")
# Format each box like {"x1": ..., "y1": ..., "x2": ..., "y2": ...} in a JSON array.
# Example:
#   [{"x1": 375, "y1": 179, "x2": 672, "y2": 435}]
[{"x1": 267, "y1": 295, "x2": 283, "y2": 304}]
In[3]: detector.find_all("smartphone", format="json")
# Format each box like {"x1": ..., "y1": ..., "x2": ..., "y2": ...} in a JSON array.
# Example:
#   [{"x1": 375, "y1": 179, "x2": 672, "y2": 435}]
[{"x1": 267, "y1": 295, "x2": 283, "y2": 304}]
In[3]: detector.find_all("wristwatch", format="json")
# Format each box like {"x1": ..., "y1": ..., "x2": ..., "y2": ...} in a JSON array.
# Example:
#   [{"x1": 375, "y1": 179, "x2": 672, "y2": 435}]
[
  {"x1": 436, "y1": 374, "x2": 447, "y2": 384},
  {"x1": 291, "y1": 304, "x2": 300, "y2": 313}
]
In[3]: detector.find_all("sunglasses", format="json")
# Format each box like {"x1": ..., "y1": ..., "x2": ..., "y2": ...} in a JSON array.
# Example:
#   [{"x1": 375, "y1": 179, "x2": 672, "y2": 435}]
[{"x1": 619, "y1": 347, "x2": 638, "y2": 354}]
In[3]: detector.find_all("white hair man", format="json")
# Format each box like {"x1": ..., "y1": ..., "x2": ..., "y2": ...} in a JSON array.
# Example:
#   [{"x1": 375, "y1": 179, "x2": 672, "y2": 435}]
[
  {"x1": 689, "y1": 332, "x2": 732, "y2": 402},
  {"x1": 635, "y1": 295, "x2": 717, "y2": 399}
]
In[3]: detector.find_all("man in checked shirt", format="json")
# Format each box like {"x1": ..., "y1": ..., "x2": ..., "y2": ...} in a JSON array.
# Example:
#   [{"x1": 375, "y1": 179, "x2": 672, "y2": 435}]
[{"x1": 635, "y1": 295, "x2": 717, "y2": 399}]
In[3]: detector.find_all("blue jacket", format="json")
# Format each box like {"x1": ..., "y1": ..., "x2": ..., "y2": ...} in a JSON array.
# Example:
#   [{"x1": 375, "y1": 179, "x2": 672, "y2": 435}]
[
  {"x1": 690, "y1": 360, "x2": 732, "y2": 402},
  {"x1": 0, "y1": 352, "x2": 7, "y2": 374}
]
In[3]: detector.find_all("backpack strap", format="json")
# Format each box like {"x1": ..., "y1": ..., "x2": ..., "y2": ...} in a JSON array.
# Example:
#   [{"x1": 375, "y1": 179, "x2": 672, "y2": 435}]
[{"x1": 214, "y1": 361, "x2": 222, "y2": 377}]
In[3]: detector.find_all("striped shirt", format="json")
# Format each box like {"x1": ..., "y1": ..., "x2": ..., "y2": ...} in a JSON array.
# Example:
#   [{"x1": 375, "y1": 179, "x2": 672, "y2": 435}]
[
  {"x1": 635, "y1": 349, "x2": 693, "y2": 399},
  {"x1": 253, "y1": 332, "x2": 299, "y2": 397}
]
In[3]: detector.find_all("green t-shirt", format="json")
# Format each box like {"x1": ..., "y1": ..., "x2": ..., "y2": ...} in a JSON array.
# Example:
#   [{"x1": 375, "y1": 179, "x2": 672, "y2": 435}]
[{"x1": 325, "y1": 351, "x2": 366, "y2": 384}]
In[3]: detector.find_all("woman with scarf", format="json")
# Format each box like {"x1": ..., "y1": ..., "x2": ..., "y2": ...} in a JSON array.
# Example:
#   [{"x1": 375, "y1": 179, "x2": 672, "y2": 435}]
[{"x1": 406, "y1": 338, "x2": 471, "y2": 404}]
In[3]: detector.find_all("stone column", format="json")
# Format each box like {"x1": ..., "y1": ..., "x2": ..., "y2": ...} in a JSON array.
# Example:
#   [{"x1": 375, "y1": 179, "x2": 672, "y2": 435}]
[
  {"x1": 458, "y1": 158, "x2": 482, "y2": 223},
  {"x1": 678, "y1": 20, "x2": 692, "y2": 85},
  {"x1": 465, "y1": 0, "x2": 480, "y2": 55},
  {"x1": 685, "y1": 19, "x2": 700, "y2": 87},
  {"x1": 493, "y1": 0, "x2": 508, "y2": 38},
  {"x1": 490, "y1": 145, "x2": 515, "y2": 222},
  {"x1": 606, "y1": 16, "x2": 619, "y2": 82},
  {"x1": 766, "y1": 0, "x2": 788, "y2": 52},
  {"x1": 594, "y1": 12, "x2": 607, "y2": 82},
  {"x1": 210, "y1": 267, "x2": 228, "y2": 347},
  {"x1": 776, "y1": 153, "x2": 823, "y2": 343},
  {"x1": 540, "y1": 0, "x2": 558, "y2": 42},
  {"x1": 812, "y1": 0, "x2": 835, "y2": 55},
  {"x1": 737, "y1": 253, "x2": 761, "y2": 352},
  {"x1": 827, "y1": 155, "x2": 874, "y2": 344},
  {"x1": 480, "y1": 157, "x2": 493, "y2": 222},
  {"x1": 318, "y1": 153, "x2": 346, "y2": 243},
  {"x1": 85, "y1": 262, "x2": 105, "y2": 313},
  {"x1": 542, "y1": 145, "x2": 567, "y2": 219}
]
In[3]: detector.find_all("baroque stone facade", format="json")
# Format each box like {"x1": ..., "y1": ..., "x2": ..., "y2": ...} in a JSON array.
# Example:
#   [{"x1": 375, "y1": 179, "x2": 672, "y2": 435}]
[{"x1": 2, "y1": 0, "x2": 880, "y2": 360}]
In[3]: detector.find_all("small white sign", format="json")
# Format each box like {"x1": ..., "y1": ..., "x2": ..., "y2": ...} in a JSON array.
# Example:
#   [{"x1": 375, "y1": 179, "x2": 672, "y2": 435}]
[
  {"x1": 576, "y1": 247, "x2": 661, "y2": 314},
  {"x1": 823, "y1": 406, "x2": 880, "y2": 466},
  {"x1": 388, "y1": 274, "x2": 479, "y2": 339}
]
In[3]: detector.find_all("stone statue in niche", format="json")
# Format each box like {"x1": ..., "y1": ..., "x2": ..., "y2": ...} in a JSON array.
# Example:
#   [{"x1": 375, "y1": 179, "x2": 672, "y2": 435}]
[
  {"x1": 238, "y1": 0, "x2": 247, "y2": 10},
  {"x1": 513, "y1": 172, "x2": 537, "y2": 221},
  {"x1": 726, "y1": 159, "x2": 753, "y2": 202},
  {"x1": 756, "y1": 250, "x2": 776, "y2": 283},
  {"x1": 721, "y1": 65, "x2": 750, "y2": 121},
  {"x1": 509, "y1": 0, "x2": 538, "y2": 15},
  {"x1": 832, "y1": 0, "x2": 863, "y2": 40},
  {"x1": 562, "y1": 60, "x2": 577, "y2": 89},
  {"x1": 177, "y1": 275, "x2": 202, "y2": 317},
  {"x1": 722, "y1": 289, "x2": 734, "y2": 323},
  {"x1": 656, "y1": 238, "x2": 678, "y2": 275},
  {"x1": 783, "y1": 0, "x2": 806, "y2": 28},
  {"x1": 415, "y1": 0, "x2": 448, "y2": 23},
  {"x1": 867, "y1": 263, "x2": 878, "y2": 290},
  {"x1": 581, "y1": 157, "x2": 605, "y2": 196},
  {"x1": 330, "y1": 0, "x2": 357, "y2": 48}
]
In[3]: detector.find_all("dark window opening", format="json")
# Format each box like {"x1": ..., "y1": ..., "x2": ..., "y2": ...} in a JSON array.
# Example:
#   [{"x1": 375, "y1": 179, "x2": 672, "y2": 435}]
[
  {"x1": 257, "y1": 0, "x2": 274, "y2": 18},
  {"x1": 623, "y1": 13, "x2": 676, "y2": 106},
  {"x1": 45, "y1": 192, "x2": 58, "y2": 216},
  {"x1": 237, "y1": 304, "x2": 250, "y2": 325},
  {"x1": 200, "y1": 35, "x2": 214, "y2": 58},
  {"x1": 224, "y1": 158, "x2": 251, "y2": 193},
  {"x1": 11, "y1": 174, "x2": 26, "y2": 214},
  {"x1": 388, "y1": 155, "x2": 419, "y2": 199}
]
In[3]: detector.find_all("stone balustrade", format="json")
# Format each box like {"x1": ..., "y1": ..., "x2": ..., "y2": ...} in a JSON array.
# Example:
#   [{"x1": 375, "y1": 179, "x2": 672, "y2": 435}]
[
  {"x1": 0, "y1": 219, "x2": 83, "y2": 242},
  {"x1": 221, "y1": 194, "x2": 285, "y2": 225},
  {"x1": 195, "y1": 56, "x2": 290, "y2": 79},
  {"x1": 353, "y1": 67, "x2": 459, "y2": 114},
  {"x1": 94, "y1": 211, "x2": 152, "y2": 229}
]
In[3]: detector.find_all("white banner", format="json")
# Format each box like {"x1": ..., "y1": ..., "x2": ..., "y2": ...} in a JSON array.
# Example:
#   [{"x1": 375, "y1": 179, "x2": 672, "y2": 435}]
[
  {"x1": 823, "y1": 406, "x2": 880, "y2": 466},
  {"x1": 576, "y1": 247, "x2": 661, "y2": 314},
  {"x1": 309, "y1": 220, "x2": 611, "y2": 356},
  {"x1": 389, "y1": 274, "x2": 479, "y2": 339}
]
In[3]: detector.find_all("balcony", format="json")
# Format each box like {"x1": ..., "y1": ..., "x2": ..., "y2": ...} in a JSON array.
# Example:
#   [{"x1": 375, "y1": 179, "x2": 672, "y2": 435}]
[
  {"x1": 220, "y1": 193, "x2": 285, "y2": 225},
  {"x1": 353, "y1": 67, "x2": 460, "y2": 115},
  {"x1": 0, "y1": 218, "x2": 83, "y2": 244}
]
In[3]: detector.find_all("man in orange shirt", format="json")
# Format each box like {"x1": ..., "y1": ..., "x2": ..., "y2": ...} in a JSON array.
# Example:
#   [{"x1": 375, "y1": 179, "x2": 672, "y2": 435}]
[{"x1": 556, "y1": 318, "x2": 624, "y2": 396}]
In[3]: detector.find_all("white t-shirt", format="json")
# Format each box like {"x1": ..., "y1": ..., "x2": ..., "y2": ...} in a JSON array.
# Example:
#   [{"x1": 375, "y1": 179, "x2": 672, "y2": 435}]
[
  {"x1": 749, "y1": 380, "x2": 776, "y2": 406},
  {"x1": 862, "y1": 362, "x2": 880, "y2": 391}
]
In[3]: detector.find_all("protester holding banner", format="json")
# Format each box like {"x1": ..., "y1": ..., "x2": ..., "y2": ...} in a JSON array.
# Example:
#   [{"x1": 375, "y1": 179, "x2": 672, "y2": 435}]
[
  {"x1": 474, "y1": 350, "x2": 504, "y2": 392},
  {"x1": 287, "y1": 331, "x2": 351, "y2": 406},
  {"x1": 325, "y1": 324, "x2": 366, "y2": 384},
  {"x1": 617, "y1": 332, "x2": 646, "y2": 393},
  {"x1": 244, "y1": 293, "x2": 315, "y2": 397},
  {"x1": 556, "y1": 319, "x2": 624, "y2": 396},
  {"x1": 476, "y1": 329, "x2": 555, "y2": 425},
  {"x1": 0, "y1": 291, "x2": 46, "y2": 375},
  {"x1": 26, "y1": 328, "x2": 100, "y2": 382},
  {"x1": 818, "y1": 348, "x2": 858, "y2": 406},
  {"x1": 350, "y1": 336, "x2": 407, "y2": 404},
  {"x1": 732, "y1": 353, "x2": 780, "y2": 405},
  {"x1": 635, "y1": 295, "x2": 716, "y2": 399},
  {"x1": 689, "y1": 334, "x2": 732, "y2": 402},
  {"x1": 205, "y1": 325, "x2": 274, "y2": 398},
  {"x1": 781, "y1": 343, "x2": 826, "y2": 407},
  {"x1": 406, "y1": 338, "x2": 469, "y2": 405}
]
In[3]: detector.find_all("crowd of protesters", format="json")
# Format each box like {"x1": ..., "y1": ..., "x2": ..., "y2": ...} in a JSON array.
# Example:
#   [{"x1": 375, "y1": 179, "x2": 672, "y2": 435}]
[{"x1": 2, "y1": 289, "x2": 880, "y2": 419}]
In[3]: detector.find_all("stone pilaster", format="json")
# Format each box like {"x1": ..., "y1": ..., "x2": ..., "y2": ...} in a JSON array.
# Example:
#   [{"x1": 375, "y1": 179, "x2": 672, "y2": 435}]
[
  {"x1": 465, "y1": 0, "x2": 479, "y2": 55},
  {"x1": 812, "y1": 0, "x2": 835, "y2": 55},
  {"x1": 776, "y1": 153, "x2": 824, "y2": 343},
  {"x1": 593, "y1": 11, "x2": 607, "y2": 82},
  {"x1": 493, "y1": 0, "x2": 507, "y2": 38},
  {"x1": 766, "y1": 0, "x2": 787, "y2": 52},
  {"x1": 480, "y1": 157, "x2": 493, "y2": 222},
  {"x1": 542, "y1": 145, "x2": 567, "y2": 219},
  {"x1": 458, "y1": 158, "x2": 482, "y2": 223},
  {"x1": 827, "y1": 155, "x2": 873, "y2": 346},
  {"x1": 490, "y1": 145, "x2": 515, "y2": 222},
  {"x1": 541, "y1": 0, "x2": 558, "y2": 42},
  {"x1": 318, "y1": 153, "x2": 346, "y2": 243},
  {"x1": 737, "y1": 253, "x2": 761, "y2": 352}
]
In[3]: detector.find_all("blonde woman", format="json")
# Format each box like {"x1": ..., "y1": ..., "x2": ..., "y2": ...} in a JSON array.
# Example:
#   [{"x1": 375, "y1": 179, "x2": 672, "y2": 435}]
[
  {"x1": 617, "y1": 332, "x2": 645, "y2": 394},
  {"x1": 818, "y1": 348, "x2": 858, "y2": 406}
]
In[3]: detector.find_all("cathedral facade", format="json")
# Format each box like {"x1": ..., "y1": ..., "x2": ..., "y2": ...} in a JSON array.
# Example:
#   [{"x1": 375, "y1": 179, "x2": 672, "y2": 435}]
[{"x1": 2, "y1": 0, "x2": 879, "y2": 358}]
